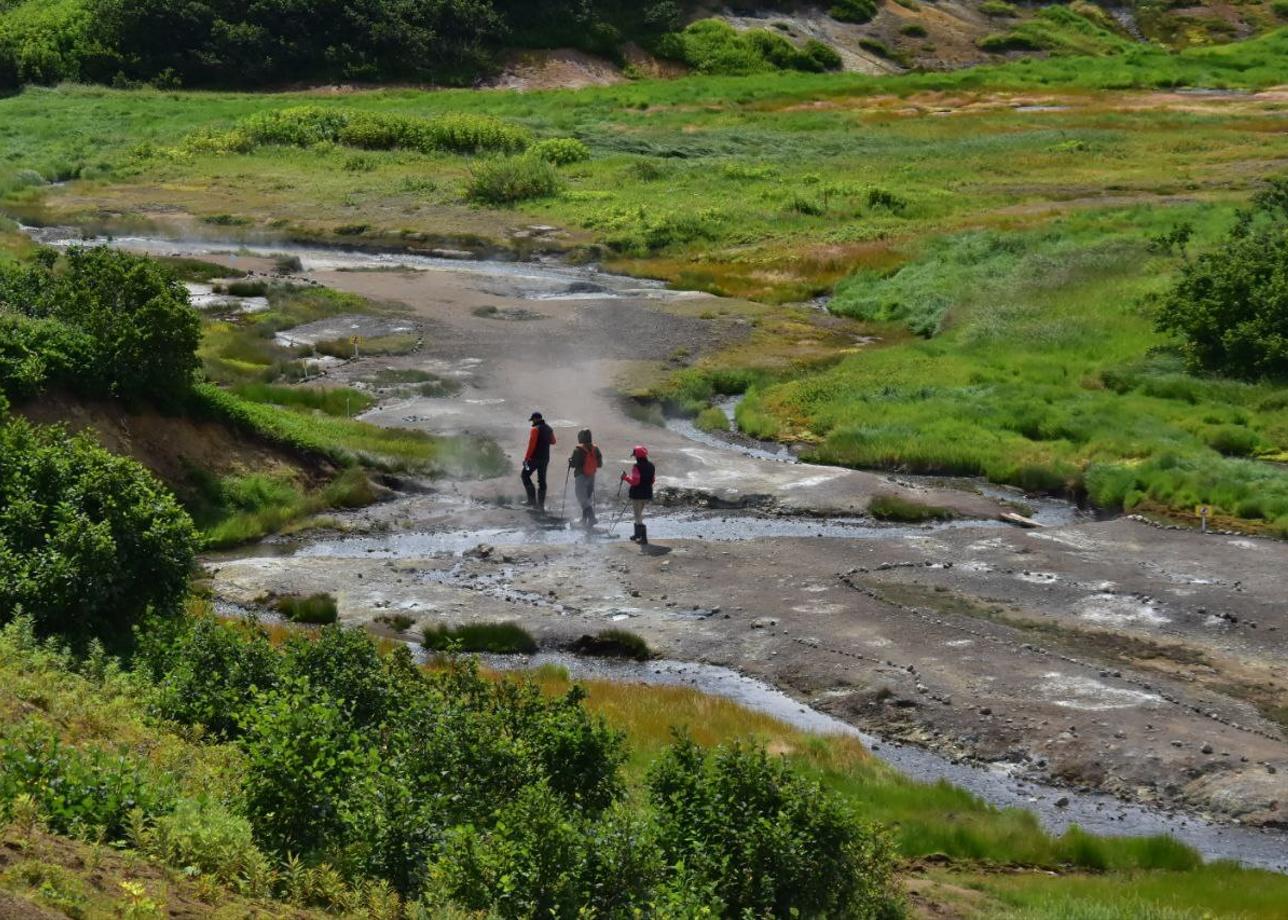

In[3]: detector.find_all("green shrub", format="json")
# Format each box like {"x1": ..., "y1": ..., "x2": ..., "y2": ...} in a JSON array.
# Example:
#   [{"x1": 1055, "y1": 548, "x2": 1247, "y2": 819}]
[
  {"x1": 980, "y1": 32, "x2": 1043, "y2": 53},
  {"x1": 528, "y1": 137, "x2": 591, "y2": 165},
  {"x1": 859, "y1": 37, "x2": 896, "y2": 60},
  {"x1": 466, "y1": 156, "x2": 562, "y2": 205},
  {"x1": 657, "y1": 20, "x2": 841, "y2": 75},
  {"x1": 139, "y1": 615, "x2": 281, "y2": 739},
  {"x1": 648, "y1": 736, "x2": 901, "y2": 918},
  {"x1": 0, "y1": 246, "x2": 201, "y2": 401},
  {"x1": 0, "y1": 418, "x2": 197, "y2": 649},
  {"x1": 283, "y1": 625, "x2": 404, "y2": 729},
  {"x1": 224, "y1": 278, "x2": 268, "y2": 297},
  {"x1": 830, "y1": 0, "x2": 879, "y2": 24},
  {"x1": 980, "y1": 0, "x2": 1019, "y2": 16},
  {"x1": 900, "y1": 22, "x2": 929, "y2": 37},
  {"x1": 1202, "y1": 424, "x2": 1261, "y2": 457},
  {"x1": 695, "y1": 405, "x2": 731, "y2": 432},
  {"x1": 1156, "y1": 178, "x2": 1288, "y2": 381},
  {"x1": 0, "y1": 724, "x2": 174, "y2": 839},
  {"x1": 273, "y1": 593, "x2": 339, "y2": 625},
  {"x1": 195, "y1": 107, "x2": 530, "y2": 156},
  {"x1": 422, "y1": 621, "x2": 537, "y2": 654},
  {"x1": 1275, "y1": 0, "x2": 1288, "y2": 19}
]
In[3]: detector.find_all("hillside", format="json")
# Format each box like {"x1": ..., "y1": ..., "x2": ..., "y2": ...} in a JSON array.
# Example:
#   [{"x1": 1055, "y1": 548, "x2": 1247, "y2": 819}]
[{"x1": 1, "y1": 0, "x2": 1285, "y2": 90}]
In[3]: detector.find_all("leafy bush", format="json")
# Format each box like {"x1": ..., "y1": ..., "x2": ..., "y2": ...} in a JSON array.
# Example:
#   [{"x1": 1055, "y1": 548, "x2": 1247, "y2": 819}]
[
  {"x1": 197, "y1": 106, "x2": 530, "y2": 156},
  {"x1": 528, "y1": 137, "x2": 591, "y2": 165},
  {"x1": 422, "y1": 621, "x2": 537, "y2": 653},
  {"x1": 658, "y1": 19, "x2": 842, "y2": 75},
  {"x1": 831, "y1": 0, "x2": 879, "y2": 24},
  {"x1": 648, "y1": 736, "x2": 901, "y2": 918},
  {"x1": 139, "y1": 615, "x2": 281, "y2": 739},
  {"x1": 273, "y1": 593, "x2": 339, "y2": 625},
  {"x1": 466, "y1": 156, "x2": 562, "y2": 205},
  {"x1": 1156, "y1": 178, "x2": 1288, "y2": 380},
  {"x1": 1275, "y1": 0, "x2": 1288, "y2": 19},
  {"x1": 0, "y1": 247, "x2": 201, "y2": 401},
  {"x1": 0, "y1": 724, "x2": 174, "y2": 839},
  {"x1": 901, "y1": 22, "x2": 929, "y2": 37},
  {"x1": 0, "y1": 417, "x2": 196, "y2": 649}
]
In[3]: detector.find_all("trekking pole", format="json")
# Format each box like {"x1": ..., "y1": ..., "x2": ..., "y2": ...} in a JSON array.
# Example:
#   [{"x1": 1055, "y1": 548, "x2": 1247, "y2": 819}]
[
  {"x1": 560, "y1": 466, "x2": 571, "y2": 521},
  {"x1": 608, "y1": 472, "x2": 628, "y2": 535}
]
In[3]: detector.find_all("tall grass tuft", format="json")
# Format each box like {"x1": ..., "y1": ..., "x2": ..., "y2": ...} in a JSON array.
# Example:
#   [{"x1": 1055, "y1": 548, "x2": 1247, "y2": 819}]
[{"x1": 422, "y1": 622, "x2": 537, "y2": 654}]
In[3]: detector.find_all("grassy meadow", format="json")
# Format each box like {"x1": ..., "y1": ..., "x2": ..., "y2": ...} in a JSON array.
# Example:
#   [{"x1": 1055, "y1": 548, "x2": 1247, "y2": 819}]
[{"x1": 4, "y1": 32, "x2": 1288, "y2": 528}]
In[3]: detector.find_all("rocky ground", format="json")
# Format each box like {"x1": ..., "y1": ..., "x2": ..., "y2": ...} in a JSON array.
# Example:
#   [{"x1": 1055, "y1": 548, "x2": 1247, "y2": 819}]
[{"x1": 189, "y1": 244, "x2": 1288, "y2": 835}]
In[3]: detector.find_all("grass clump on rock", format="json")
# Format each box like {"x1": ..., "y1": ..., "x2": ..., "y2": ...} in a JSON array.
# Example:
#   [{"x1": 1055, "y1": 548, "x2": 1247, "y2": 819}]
[
  {"x1": 570, "y1": 628, "x2": 652, "y2": 661},
  {"x1": 272, "y1": 592, "x2": 338, "y2": 624},
  {"x1": 868, "y1": 494, "x2": 956, "y2": 523},
  {"x1": 422, "y1": 621, "x2": 538, "y2": 654}
]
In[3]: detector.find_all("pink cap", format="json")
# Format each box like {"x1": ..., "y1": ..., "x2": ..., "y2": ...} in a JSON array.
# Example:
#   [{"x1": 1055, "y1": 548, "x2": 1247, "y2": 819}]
[{"x1": 632, "y1": 445, "x2": 649, "y2": 458}]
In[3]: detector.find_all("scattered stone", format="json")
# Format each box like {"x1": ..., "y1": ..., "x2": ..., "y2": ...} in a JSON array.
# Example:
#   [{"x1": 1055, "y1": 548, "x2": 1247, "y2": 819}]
[
  {"x1": 1054, "y1": 796, "x2": 1070, "y2": 808},
  {"x1": 751, "y1": 617, "x2": 778, "y2": 629}
]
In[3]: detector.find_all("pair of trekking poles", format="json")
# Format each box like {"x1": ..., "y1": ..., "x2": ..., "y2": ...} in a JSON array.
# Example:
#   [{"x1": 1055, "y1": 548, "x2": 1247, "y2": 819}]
[{"x1": 558, "y1": 466, "x2": 632, "y2": 535}]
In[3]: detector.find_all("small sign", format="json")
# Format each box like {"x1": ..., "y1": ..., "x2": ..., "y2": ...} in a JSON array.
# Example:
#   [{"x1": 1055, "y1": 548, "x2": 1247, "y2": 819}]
[
  {"x1": 351, "y1": 336, "x2": 360, "y2": 344},
  {"x1": 1196, "y1": 505, "x2": 1209, "y2": 517}
]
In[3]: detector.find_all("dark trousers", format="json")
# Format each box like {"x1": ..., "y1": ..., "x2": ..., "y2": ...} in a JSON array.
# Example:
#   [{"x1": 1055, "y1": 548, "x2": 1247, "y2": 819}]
[{"x1": 521, "y1": 461, "x2": 548, "y2": 506}]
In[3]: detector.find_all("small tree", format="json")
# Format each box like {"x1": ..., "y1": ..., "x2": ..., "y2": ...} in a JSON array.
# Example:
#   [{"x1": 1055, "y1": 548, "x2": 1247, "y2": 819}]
[
  {"x1": 1155, "y1": 178, "x2": 1288, "y2": 380},
  {"x1": 0, "y1": 417, "x2": 197, "y2": 648},
  {"x1": 0, "y1": 246, "x2": 201, "y2": 400},
  {"x1": 648, "y1": 734, "x2": 902, "y2": 919}
]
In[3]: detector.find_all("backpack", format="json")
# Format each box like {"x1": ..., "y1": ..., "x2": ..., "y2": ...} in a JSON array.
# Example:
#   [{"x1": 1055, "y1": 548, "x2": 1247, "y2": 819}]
[{"x1": 581, "y1": 445, "x2": 601, "y2": 476}]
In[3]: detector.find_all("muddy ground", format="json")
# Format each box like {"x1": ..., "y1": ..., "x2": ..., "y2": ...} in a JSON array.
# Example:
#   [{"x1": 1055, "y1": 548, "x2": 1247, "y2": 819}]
[{"x1": 172, "y1": 242, "x2": 1287, "y2": 836}]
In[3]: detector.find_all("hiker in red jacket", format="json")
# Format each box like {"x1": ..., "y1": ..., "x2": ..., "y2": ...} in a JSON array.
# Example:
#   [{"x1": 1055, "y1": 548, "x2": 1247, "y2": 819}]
[
  {"x1": 621, "y1": 445, "x2": 655, "y2": 545},
  {"x1": 568, "y1": 429, "x2": 604, "y2": 529},
  {"x1": 521, "y1": 411, "x2": 556, "y2": 511}
]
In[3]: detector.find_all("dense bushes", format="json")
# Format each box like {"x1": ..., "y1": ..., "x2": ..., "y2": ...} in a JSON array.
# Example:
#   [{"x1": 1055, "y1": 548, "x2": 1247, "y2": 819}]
[
  {"x1": 1156, "y1": 178, "x2": 1288, "y2": 381},
  {"x1": 124, "y1": 615, "x2": 902, "y2": 913},
  {"x1": 192, "y1": 106, "x2": 531, "y2": 156},
  {"x1": 657, "y1": 19, "x2": 845, "y2": 75},
  {"x1": 650, "y1": 736, "x2": 900, "y2": 918},
  {"x1": 528, "y1": 137, "x2": 592, "y2": 165},
  {"x1": 0, "y1": 417, "x2": 196, "y2": 649},
  {"x1": 0, "y1": 246, "x2": 201, "y2": 402},
  {"x1": 0, "y1": 0, "x2": 712, "y2": 89}
]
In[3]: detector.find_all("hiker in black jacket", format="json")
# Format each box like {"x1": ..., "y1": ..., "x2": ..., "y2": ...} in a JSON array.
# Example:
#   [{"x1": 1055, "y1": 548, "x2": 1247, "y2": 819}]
[
  {"x1": 621, "y1": 445, "x2": 655, "y2": 545},
  {"x1": 521, "y1": 411, "x2": 556, "y2": 510},
  {"x1": 568, "y1": 429, "x2": 604, "y2": 529}
]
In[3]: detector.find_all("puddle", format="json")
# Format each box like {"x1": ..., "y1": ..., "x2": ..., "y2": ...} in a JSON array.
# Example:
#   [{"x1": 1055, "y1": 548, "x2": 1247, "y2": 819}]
[
  {"x1": 475, "y1": 653, "x2": 1288, "y2": 872},
  {"x1": 184, "y1": 282, "x2": 268, "y2": 314}
]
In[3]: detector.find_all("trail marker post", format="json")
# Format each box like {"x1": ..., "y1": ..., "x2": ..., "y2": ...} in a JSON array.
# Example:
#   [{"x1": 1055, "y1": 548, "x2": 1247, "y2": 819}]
[{"x1": 1197, "y1": 505, "x2": 1210, "y2": 534}]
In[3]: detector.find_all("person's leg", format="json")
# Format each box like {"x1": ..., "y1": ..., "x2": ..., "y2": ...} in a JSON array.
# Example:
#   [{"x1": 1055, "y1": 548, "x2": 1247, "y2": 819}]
[
  {"x1": 521, "y1": 465, "x2": 536, "y2": 504},
  {"x1": 536, "y1": 462, "x2": 549, "y2": 509},
  {"x1": 575, "y1": 476, "x2": 593, "y2": 525},
  {"x1": 633, "y1": 500, "x2": 645, "y2": 525},
  {"x1": 586, "y1": 474, "x2": 597, "y2": 524}
]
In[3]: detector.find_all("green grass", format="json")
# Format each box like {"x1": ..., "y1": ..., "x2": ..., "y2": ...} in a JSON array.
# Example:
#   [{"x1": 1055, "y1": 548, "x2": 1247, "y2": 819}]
[
  {"x1": 422, "y1": 621, "x2": 538, "y2": 654},
  {"x1": 230, "y1": 382, "x2": 375, "y2": 417},
  {"x1": 868, "y1": 494, "x2": 956, "y2": 523},
  {"x1": 694, "y1": 405, "x2": 731, "y2": 433},
  {"x1": 272, "y1": 593, "x2": 339, "y2": 625},
  {"x1": 186, "y1": 466, "x2": 377, "y2": 548},
  {"x1": 740, "y1": 205, "x2": 1288, "y2": 528}
]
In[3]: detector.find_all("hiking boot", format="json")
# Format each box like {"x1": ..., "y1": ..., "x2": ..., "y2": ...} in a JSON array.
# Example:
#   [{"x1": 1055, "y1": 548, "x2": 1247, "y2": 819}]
[{"x1": 638, "y1": 525, "x2": 648, "y2": 546}]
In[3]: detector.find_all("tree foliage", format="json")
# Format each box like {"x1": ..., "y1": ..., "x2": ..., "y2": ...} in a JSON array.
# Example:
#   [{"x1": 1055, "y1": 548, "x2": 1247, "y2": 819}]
[
  {"x1": 0, "y1": 0, "x2": 719, "y2": 88},
  {"x1": 0, "y1": 246, "x2": 201, "y2": 401},
  {"x1": 1156, "y1": 178, "x2": 1288, "y2": 380},
  {"x1": 0, "y1": 417, "x2": 197, "y2": 648}
]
